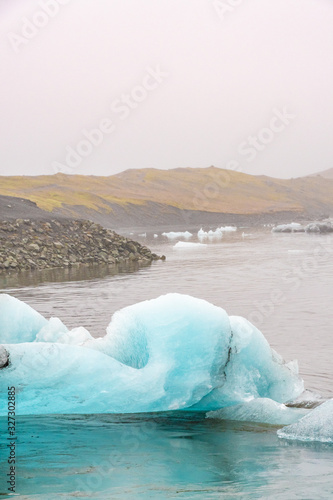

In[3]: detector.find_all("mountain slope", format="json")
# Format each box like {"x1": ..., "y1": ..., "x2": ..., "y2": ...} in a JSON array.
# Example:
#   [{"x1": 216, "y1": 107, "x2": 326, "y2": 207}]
[
  {"x1": 0, "y1": 167, "x2": 332, "y2": 226},
  {"x1": 309, "y1": 167, "x2": 333, "y2": 180}
]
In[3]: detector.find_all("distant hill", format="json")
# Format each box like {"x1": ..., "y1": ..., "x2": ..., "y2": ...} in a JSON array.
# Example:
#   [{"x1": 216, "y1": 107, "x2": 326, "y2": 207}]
[
  {"x1": 0, "y1": 167, "x2": 332, "y2": 227},
  {"x1": 309, "y1": 167, "x2": 333, "y2": 180}
]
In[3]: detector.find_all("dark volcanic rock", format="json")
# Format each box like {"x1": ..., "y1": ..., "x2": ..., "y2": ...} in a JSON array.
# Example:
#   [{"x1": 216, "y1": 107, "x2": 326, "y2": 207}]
[
  {"x1": 0, "y1": 219, "x2": 165, "y2": 272},
  {"x1": 0, "y1": 345, "x2": 9, "y2": 369}
]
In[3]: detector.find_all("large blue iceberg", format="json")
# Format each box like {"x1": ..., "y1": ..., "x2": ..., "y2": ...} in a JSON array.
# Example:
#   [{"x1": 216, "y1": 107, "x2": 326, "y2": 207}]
[{"x1": 0, "y1": 293, "x2": 304, "y2": 416}]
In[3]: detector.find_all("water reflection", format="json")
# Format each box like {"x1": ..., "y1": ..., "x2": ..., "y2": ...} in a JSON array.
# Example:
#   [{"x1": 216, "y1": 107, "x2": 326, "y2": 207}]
[
  {"x1": 0, "y1": 413, "x2": 332, "y2": 499},
  {"x1": 0, "y1": 261, "x2": 152, "y2": 290}
]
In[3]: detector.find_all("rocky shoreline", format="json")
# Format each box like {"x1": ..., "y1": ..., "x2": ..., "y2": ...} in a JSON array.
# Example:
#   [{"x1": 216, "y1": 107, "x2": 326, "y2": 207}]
[{"x1": 0, "y1": 219, "x2": 165, "y2": 272}]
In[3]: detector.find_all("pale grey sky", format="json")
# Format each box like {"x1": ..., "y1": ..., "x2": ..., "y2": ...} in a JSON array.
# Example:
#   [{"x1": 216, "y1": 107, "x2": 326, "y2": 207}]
[{"x1": 0, "y1": 0, "x2": 332, "y2": 178}]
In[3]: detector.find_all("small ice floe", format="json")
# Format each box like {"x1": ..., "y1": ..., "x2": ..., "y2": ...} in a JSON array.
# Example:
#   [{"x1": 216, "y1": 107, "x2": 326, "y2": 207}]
[
  {"x1": 272, "y1": 223, "x2": 305, "y2": 233},
  {"x1": 138, "y1": 233, "x2": 147, "y2": 237},
  {"x1": 153, "y1": 234, "x2": 158, "y2": 238},
  {"x1": 241, "y1": 232, "x2": 252, "y2": 238},
  {"x1": 305, "y1": 222, "x2": 333, "y2": 233},
  {"x1": 277, "y1": 398, "x2": 333, "y2": 443},
  {"x1": 198, "y1": 226, "x2": 237, "y2": 240},
  {"x1": 273, "y1": 221, "x2": 333, "y2": 234},
  {"x1": 162, "y1": 231, "x2": 193, "y2": 239},
  {"x1": 173, "y1": 241, "x2": 207, "y2": 249}
]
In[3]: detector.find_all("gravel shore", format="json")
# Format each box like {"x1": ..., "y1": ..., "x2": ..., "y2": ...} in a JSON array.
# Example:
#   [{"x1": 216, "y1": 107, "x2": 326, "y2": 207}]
[{"x1": 0, "y1": 219, "x2": 165, "y2": 272}]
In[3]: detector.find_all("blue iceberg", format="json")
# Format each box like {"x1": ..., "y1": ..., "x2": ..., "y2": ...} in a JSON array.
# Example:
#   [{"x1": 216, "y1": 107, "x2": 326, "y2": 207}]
[
  {"x1": 0, "y1": 293, "x2": 304, "y2": 416},
  {"x1": 277, "y1": 399, "x2": 333, "y2": 443}
]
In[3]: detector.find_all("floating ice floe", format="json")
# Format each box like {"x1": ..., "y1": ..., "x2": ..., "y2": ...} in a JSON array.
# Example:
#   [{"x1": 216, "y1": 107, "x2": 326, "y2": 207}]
[
  {"x1": 198, "y1": 226, "x2": 237, "y2": 240},
  {"x1": 0, "y1": 293, "x2": 304, "y2": 416},
  {"x1": 272, "y1": 223, "x2": 305, "y2": 233},
  {"x1": 305, "y1": 222, "x2": 333, "y2": 233},
  {"x1": 162, "y1": 231, "x2": 193, "y2": 239},
  {"x1": 173, "y1": 241, "x2": 207, "y2": 249},
  {"x1": 277, "y1": 399, "x2": 333, "y2": 443},
  {"x1": 272, "y1": 221, "x2": 333, "y2": 234},
  {"x1": 153, "y1": 234, "x2": 158, "y2": 238}
]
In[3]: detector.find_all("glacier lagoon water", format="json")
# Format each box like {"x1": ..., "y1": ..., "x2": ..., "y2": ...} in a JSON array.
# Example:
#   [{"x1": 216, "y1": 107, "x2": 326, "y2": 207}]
[
  {"x1": 1, "y1": 227, "x2": 333, "y2": 498},
  {"x1": 1, "y1": 412, "x2": 333, "y2": 499}
]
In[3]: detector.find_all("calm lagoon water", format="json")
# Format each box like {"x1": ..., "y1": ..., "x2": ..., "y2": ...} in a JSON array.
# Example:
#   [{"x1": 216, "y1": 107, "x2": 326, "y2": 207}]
[{"x1": 1, "y1": 227, "x2": 333, "y2": 498}]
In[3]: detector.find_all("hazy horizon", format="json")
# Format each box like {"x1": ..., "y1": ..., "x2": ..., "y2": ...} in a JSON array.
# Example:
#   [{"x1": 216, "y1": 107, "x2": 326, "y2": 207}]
[
  {"x1": 1, "y1": 0, "x2": 332, "y2": 179},
  {"x1": 0, "y1": 163, "x2": 329, "y2": 181}
]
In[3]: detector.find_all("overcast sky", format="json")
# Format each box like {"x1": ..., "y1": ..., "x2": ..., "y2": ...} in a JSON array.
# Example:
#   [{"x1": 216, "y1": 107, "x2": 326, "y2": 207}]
[{"x1": 0, "y1": 0, "x2": 332, "y2": 178}]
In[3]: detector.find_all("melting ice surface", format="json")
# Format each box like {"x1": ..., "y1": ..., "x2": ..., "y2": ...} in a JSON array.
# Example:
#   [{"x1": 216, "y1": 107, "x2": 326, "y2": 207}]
[{"x1": 0, "y1": 293, "x2": 306, "y2": 419}]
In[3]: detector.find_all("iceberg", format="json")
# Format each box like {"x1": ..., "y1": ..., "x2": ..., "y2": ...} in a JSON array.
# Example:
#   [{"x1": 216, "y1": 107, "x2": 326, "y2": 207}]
[
  {"x1": 277, "y1": 399, "x2": 333, "y2": 443},
  {"x1": 272, "y1": 223, "x2": 304, "y2": 233},
  {"x1": 305, "y1": 222, "x2": 333, "y2": 233},
  {"x1": 162, "y1": 231, "x2": 193, "y2": 239},
  {"x1": 198, "y1": 226, "x2": 237, "y2": 240},
  {"x1": 273, "y1": 221, "x2": 333, "y2": 234},
  {"x1": 0, "y1": 293, "x2": 304, "y2": 416}
]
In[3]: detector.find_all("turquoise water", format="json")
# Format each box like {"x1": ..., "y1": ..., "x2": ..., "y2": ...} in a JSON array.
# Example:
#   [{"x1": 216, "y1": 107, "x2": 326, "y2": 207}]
[
  {"x1": 1, "y1": 227, "x2": 333, "y2": 498},
  {"x1": 1, "y1": 412, "x2": 333, "y2": 499}
]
